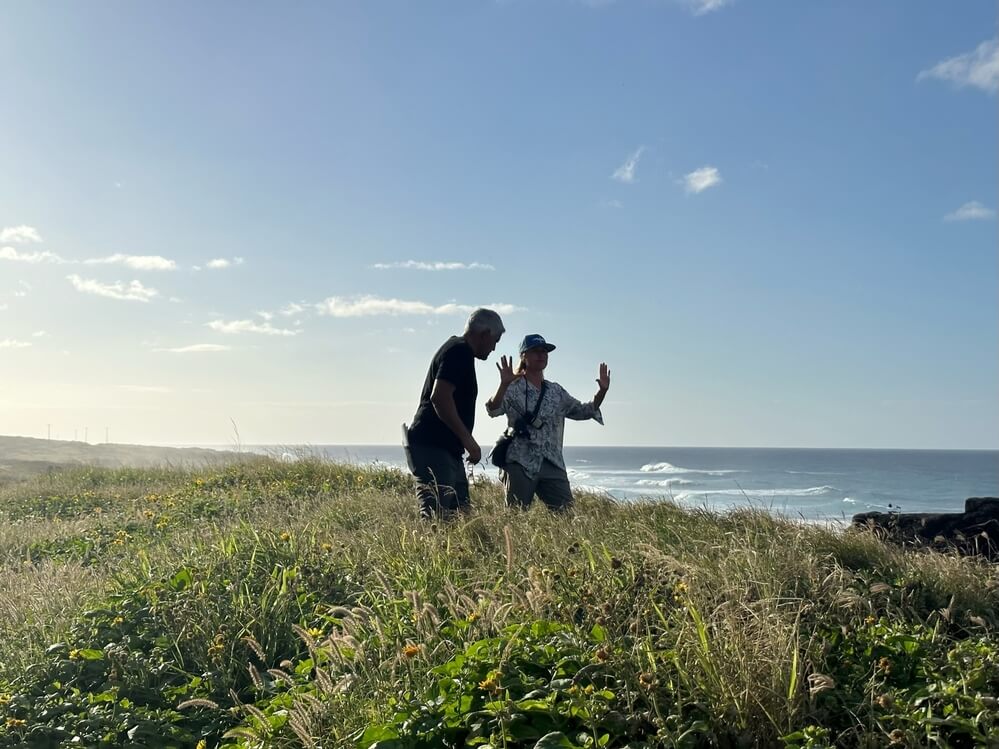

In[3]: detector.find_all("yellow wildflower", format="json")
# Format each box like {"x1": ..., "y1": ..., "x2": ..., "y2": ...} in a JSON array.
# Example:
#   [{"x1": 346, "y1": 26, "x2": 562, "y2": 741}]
[
  {"x1": 478, "y1": 671, "x2": 501, "y2": 692},
  {"x1": 402, "y1": 644, "x2": 420, "y2": 659}
]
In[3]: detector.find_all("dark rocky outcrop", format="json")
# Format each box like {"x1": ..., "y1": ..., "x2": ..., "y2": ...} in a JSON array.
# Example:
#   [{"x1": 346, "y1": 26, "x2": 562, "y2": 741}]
[{"x1": 852, "y1": 497, "x2": 999, "y2": 560}]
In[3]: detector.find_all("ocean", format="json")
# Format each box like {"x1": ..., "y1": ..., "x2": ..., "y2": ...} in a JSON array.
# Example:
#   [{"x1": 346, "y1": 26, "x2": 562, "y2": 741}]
[{"x1": 251, "y1": 445, "x2": 999, "y2": 523}]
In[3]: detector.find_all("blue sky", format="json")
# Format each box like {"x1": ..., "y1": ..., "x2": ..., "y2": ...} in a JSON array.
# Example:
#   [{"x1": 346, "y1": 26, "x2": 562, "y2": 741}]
[{"x1": 1, "y1": 0, "x2": 996, "y2": 449}]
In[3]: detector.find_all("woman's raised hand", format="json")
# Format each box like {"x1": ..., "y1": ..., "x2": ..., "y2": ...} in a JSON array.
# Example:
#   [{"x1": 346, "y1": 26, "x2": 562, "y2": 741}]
[
  {"x1": 496, "y1": 355, "x2": 521, "y2": 386},
  {"x1": 596, "y1": 362, "x2": 611, "y2": 392}
]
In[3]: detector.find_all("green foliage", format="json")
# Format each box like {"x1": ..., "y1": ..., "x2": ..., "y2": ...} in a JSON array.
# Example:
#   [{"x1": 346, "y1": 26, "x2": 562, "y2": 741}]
[
  {"x1": 809, "y1": 617, "x2": 999, "y2": 745},
  {"x1": 355, "y1": 620, "x2": 651, "y2": 748},
  {"x1": 1, "y1": 459, "x2": 997, "y2": 748}
]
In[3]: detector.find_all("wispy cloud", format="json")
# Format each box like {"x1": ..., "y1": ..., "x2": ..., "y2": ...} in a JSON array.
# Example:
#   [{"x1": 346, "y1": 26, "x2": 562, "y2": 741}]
[
  {"x1": 32, "y1": 330, "x2": 47, "y2": 337},
  {"x1": 154, "y1": 343, "x2": 232, "y2": 353},
  {"x1": 0, "y1": 225, "x2": 43, "y2": 244},
  {"x1": 683, "y1": 166, "x2": 722, "y2": 194},
  {"x1": 315, "y1": 295, "x2": 524, "y2": 317},
  {"x1": 84, "y1": 254, "x2": 177, "y2": 271},
  {"x1": 118, "y1": 384, "x2": 173, "y2": 393},
  {"x1": 371, "y1": 261, "x2": 495, "y2": 271},
  {"x1": 0, "y1": 304, "x2": 7, "y2": 311},
  {"x1": 682, "y1": 0, "x2": 735, "y2": 15},
  {"x1": 67, "y1": 274, "x2": 159, "y2": 302},
  {"x1": 944, "y1": 200, "x2": 996, "y2": 222},
  {"x1": 206, "y1": 319, "x2": 299, "y2": 336},
  {"x1": 0, "y1": 338, "x2": 32, "y2": 349},
  {"x1": 918, "y1": 38, "x2": 999, "y2": 94},
  {"x1": 280, "y1": 302, "x2": 306, "y2": 316},
  {"x1": 206, "y1": 257, "x2": 245, "y2": 269},
  {"x1": 1, "y1": 247, "x2": 66, "y2": 263},
  {"x1": 611, "y1": 147, "x2": 644, "y2": 183}
]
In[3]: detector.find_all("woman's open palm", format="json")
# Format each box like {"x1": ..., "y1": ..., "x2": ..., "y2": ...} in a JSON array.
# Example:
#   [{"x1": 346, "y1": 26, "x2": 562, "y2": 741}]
[
  {"x1": 497, "y1": 355, "x2": 521, "y2": 386},
  {"x1": 597, "y1": 362, "x2": 611, "y2": 391}
]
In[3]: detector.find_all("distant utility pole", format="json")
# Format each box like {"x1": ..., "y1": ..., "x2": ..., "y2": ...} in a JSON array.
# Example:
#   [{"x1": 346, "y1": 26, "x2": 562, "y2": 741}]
[{"x1": 74, "y1": 429, "x2": 78, "y2": 441}]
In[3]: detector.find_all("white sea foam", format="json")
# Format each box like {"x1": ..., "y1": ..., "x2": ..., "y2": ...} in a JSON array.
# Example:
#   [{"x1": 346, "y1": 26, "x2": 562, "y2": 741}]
[
  {"x1": 842, "y1": 497, "x2": 856, "y2": 503},
  {"x1": 786, "y1": 470, "x2": 845, "y2": 476},
  {"x1": 636, "y1": 478, "x2": 695, "y2": 487},
  {"x1": 640, "y1": 461, "x2": 740, "y2": 476},
  {"x1": 673, "y1": 485, "x2": 838, "y2": 501}
]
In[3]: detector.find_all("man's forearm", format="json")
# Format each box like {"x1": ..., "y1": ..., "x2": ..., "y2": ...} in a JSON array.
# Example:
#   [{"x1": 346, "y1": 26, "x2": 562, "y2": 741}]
[{"x1": 432, "y1": 397, "x2": 474, "y2": 448}]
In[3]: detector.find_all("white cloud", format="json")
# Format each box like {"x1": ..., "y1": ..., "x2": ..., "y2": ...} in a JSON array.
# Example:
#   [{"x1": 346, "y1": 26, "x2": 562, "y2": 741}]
[
  {"x1": 0, "y1": 247, "x2": 66, "y2": 263},
  {"x1": 944, "y1": 200, "x2": 996, "y2": 222},
  {"x1": 918, "y1": 38, "x2": 999, "y2": 94},
  {"x1": 0, "y1": 304, "x2": 7, "y2": 311},
  {"x1": 206, "y1": 319, "x2": 298, "y2": 336},
  {"x1": 683, "y1": 0, "x2": 734, "y2": 15},
  {"x1": 315, "y1": 295, "x2": 524, "y2": 318},
  {"x1": 0, "y1": 338, "x2": 32, "y2": 349},
  {"x1": 32, "y1": 330, "x2": 47, "y2": 337},
  {"x1": 67, "y1": 274, "x2": 159, "y2": 302},
  {"x1": 84, "y1": 253, "x2": 177, "y2": 271},
  {"x1": 154, "y1": 343, "x2": 232, "y2": 353},
  {"x1": 118, "y1": 385, "x2": 172, "y2": 393},
  {"x1": 257, "y1": 311, "x2": 275, "y2": 321},
  {"x1": 683, "y1": 166, "x2": 722, "y2": 194},
  {"x1": 371, "y1": 261, "x2": 496, "y2": 271},
  {"x1": 280, "y1": 302, "x2": 306, "y2": 316},
  {"x1": 206, "y1": 257, "x2": 245, "y2": 269},
  {"x1": 0, "y1": 225, "x2": 42, "y2": 244},
  {"x1": 611, "y1": 147, "x2": 644, "y2": 183},
  {"x1": 19, "y1": 280, "x2": 32, "y2": 290}
]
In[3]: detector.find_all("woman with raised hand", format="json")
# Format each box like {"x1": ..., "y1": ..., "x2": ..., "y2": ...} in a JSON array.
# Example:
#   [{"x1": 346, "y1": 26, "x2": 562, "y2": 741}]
[{"x1": 485, "y1": 333, "x2": 610, "y2": 511}]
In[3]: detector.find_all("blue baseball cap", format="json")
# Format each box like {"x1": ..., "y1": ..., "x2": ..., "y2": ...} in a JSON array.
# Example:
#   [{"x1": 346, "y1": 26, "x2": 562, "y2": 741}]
[{"x1": 519, "y1": 334, "x2": 556, "y2": 354}]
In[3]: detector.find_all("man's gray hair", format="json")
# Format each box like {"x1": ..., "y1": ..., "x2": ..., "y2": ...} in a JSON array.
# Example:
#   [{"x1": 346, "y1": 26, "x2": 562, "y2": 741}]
[{"x1": 464, "y1": 307, "x2": 505, "y2": 336}]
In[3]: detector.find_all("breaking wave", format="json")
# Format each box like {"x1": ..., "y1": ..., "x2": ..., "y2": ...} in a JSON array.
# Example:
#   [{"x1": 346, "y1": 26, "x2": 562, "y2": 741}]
[{"x1": 640, "y1": 461, "x2": 741, "y2": 476}]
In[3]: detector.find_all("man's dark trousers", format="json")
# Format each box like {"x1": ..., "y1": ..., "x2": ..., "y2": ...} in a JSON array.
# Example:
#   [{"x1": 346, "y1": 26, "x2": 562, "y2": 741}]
[{"x1": 406, "y1": 442, "x2": 470, "y2": 519}]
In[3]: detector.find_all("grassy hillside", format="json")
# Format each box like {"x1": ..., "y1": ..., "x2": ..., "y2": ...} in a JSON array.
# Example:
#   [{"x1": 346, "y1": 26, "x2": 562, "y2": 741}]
[
  {"x1": 0, "y1": 435, "x2": 245, "y2": 485},
  {"x1": 1, "y1": 459, "x2": 996, "y2": 748}
]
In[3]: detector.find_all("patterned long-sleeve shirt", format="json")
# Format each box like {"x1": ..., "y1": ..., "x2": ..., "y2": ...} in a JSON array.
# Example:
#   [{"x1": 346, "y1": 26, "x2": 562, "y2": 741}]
[{"x1": 487, "y1": 378, "x2": 603, "y2": 479}]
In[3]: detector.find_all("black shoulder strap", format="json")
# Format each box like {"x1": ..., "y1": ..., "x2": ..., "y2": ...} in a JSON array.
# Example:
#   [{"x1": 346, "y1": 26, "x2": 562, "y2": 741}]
[{"x1": 528, "y1": 381, "x2": 547, "y2": 421}]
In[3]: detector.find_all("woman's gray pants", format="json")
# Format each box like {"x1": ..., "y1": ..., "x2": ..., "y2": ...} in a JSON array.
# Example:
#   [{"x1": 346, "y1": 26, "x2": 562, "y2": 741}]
[{"x1": 503, "y1": 459, "x2": 574, "y2": 511}]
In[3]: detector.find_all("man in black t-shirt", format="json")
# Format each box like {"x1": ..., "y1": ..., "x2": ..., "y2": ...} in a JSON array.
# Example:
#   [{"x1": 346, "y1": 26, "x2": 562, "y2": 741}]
[{"x1": 405, "y1": 308, "x2": 505, "y2": 518}]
